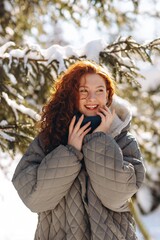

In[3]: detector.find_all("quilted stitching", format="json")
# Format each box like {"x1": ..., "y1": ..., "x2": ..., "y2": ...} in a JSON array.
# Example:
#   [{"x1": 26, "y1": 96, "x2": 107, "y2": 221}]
[
  {"x1": 13, "y1": 142, "x2": 82, "y2": 213},
  {"x1": 35, "y1": 211, "x2": 52, "y2": 240},
  {"x1": 83, "y1": 132, "x2": 144, "y2": 212},
  {"x1": 88, "y1": 181, "x2": 137, "y2": 240},
  {"x1": 12, "y1": 130, "x2": 144, "y2": 240},
  {"x1": 65, "y1": 178, "x2": 90, "y2": 239}
]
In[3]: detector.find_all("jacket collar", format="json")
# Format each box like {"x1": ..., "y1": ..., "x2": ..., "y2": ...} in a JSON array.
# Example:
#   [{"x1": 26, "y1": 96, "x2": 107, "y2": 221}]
[{"x1": 108, "y1": 95, "x2": 132, "y2": 138}]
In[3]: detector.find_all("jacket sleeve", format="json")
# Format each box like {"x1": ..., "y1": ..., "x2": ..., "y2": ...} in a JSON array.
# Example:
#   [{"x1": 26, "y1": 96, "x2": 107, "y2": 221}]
[
  {"x1": 12, "y1": 136, "x2": 83, "y2": 213},
  {"x1": 82, "y1": 131, "x2": 145, "y2": 212}
]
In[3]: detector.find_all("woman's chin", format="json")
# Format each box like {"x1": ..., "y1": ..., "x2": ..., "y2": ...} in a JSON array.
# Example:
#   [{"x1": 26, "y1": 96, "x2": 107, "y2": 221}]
[
  {"x1": 79, "y1": 108, "x2": 98, "y2": 117},
  {"x1": 84, "y1": 112, "x2": 98, "y2": 117}
]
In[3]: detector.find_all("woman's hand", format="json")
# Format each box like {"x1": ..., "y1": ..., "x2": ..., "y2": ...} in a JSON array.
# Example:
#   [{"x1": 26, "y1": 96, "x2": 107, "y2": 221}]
[
  {"x1": 68, "y1": 114, "x2": 91, "y2": 151},
  {"x1": 93, "y1": 106, "x2": 115, "y2": 133}
]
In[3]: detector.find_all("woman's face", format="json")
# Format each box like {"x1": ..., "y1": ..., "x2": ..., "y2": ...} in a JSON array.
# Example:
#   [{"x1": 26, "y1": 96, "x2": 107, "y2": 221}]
[{"x1": 78, "y1": 73, "x2": 108, "y2": 116}]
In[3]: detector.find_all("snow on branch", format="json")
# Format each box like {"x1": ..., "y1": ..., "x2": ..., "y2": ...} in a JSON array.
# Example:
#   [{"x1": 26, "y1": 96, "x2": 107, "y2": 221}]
[
  {"x1": 2, "y1": 92, "x2": 40, "y2": 121},
  {"x1": 0, "y1": 37, "x2": 160, "y2": 157},
  {"x1": 0, "y1": 42, "x2": 15, "y2": 55},
  {"x1": 0, "y1": 37, "x2": 160, "y2": 75},
  {"x1": 0, "y1": 131, "x2": 15, "y2": 142}
]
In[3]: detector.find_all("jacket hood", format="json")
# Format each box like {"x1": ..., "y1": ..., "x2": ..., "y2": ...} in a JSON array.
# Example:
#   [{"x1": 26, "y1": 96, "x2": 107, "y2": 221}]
[{"x1": 109, "y1": 95, "x2": 132, "y2": 138}]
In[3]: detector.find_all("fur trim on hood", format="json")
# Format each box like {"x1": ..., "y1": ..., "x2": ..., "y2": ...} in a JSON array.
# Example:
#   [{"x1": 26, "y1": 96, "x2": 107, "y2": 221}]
[{"x1": 109, "y1": 95, "x2": 132, "y2": 138}]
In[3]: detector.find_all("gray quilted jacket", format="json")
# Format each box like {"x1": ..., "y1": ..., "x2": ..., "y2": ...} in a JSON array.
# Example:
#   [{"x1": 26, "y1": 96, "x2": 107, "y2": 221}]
[{"x1": 12, "y1": 96, "x2": 145, "y2": 240}]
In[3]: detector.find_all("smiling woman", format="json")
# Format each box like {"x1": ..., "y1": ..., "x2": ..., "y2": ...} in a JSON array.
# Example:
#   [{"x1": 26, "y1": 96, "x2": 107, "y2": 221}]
[
  {"x1": 12, "y1": 60, "x2": 145, "y2": 240},
  {"x1": 78, "y1": 73, "x2": 109, "y2": 116}
]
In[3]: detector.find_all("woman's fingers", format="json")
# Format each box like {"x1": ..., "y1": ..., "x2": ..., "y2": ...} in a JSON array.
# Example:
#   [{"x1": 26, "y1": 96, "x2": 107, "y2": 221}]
[
  {"x1": 68, "y1": 115, "x2": 91, "y2": 151},
  {"x1": 69, "y1": 114, "x2": 91, "y2": 137},
  {"x1": 99, "y1": 106, "x2": 110, "y2": 116},
  {"x1": 97, "y1": 111, "x2": 105, "y2": 120},
  {"x1": 73, "y1": 114, "x2": 84, "y2": 132},
  {"x1": 69, "y1": 115, "x2": 76, "y2": 134},
  {"x1": 81, "y1": 126, "x2": 91, "y2": 137},
  {"x1": 98, "y1": 106, "x2": 115, "y2": 119},
  {"x1": 69, "y1": 114, "x2": 84, "y2": 133},
  {"x1": 78, "y1": 121, "x2": 91, "y2": 136}
]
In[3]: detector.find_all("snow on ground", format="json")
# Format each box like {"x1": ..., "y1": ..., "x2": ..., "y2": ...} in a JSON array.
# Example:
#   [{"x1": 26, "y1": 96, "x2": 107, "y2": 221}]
[
  {"x1": 0, "y1": 154, "x2": 37, "y2": 240},
  {"x1": 137, "y1": 206, "x2": 160, "y2": 240},
  {"x1": 0, "y1": 154, "x2": 160, "y2": 240}
]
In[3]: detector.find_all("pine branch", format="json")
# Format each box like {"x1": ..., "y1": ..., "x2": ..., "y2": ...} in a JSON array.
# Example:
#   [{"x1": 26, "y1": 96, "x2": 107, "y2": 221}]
[
  {"x1": 0, "y1": 37, "x2": 159, "y2": 89},
  {"x1": 0, "y1": 123, "x2": 33, "y2": 130},
  {"x1": 0, "y1": 37, "x2": 160, "y2": 64},
  {"x1": 0, "y1": 38, "x2": 160, "y2": 167},
  {"x1": 129, "y1": 199, "x2": 152, "y2": 240}
]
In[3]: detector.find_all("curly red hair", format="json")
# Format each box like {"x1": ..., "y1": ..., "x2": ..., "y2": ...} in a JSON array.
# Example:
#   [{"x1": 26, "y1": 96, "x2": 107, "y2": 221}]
[{"x1": 39, "y1": 60, "x2": 115, "y2": 152}]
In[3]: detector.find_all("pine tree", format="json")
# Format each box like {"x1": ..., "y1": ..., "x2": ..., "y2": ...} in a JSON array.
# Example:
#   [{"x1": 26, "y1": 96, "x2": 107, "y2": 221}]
[
  {"x1": 1, "y1": 0, "x2": 159, "y2": 46},
  {"x1": 0, "y1": 1, "x2": 160, "y2": 238},
  {"x1": 0, "y1": 37, "x2": 160, "y2": 159}
]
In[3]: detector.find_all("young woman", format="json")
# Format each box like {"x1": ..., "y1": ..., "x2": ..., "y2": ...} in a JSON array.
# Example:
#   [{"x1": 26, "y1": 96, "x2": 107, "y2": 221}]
[{"x1": 12, "y1": 60, "x2": 145, "y2": 240}]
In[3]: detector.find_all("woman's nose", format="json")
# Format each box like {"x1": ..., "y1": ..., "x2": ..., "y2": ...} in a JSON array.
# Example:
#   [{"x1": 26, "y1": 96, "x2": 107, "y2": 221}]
[{"x1": 87, "y1": 92, "x2": 96, "y2": 100}]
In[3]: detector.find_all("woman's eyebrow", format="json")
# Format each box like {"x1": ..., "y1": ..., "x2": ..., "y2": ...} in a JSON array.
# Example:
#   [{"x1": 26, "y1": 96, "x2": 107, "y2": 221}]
[
  {"x1": 79, "y1": 85, "x2": 88, "y2": 88},
  {"x1": 79, "y1": 85, "x2": 105, "y2": 88},
  {"x1": 96, "y1": 85, "x2": 105, "y2": 88}
]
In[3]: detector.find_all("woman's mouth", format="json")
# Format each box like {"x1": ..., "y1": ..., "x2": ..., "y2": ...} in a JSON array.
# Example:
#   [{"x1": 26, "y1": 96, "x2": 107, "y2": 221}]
[{"x1": 85, "y1": 105, "x2": 98, "y2": 110}]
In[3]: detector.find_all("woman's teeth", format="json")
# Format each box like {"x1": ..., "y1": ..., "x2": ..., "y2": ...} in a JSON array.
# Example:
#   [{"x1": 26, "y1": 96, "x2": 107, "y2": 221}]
[{"x1": 85, "y1": 105, "x2": 98, "y2": 109}]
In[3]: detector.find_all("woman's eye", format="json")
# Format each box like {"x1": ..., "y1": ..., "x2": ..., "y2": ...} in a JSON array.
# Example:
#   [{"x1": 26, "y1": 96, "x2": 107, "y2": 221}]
[
  {"x1": 97, "y1": 89, "x2": 104, "y2": 93},
  {"x1": 79, "y1": 89, "x2": 88, "y2": 93}
]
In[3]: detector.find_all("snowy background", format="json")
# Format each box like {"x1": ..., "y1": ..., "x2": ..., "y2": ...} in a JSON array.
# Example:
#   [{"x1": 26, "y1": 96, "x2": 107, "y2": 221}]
[
  {"x1": 0, "y1": 1, "x2": 160, "y2": 239},
  {"x1": 0, "y1": 37, "x2": 160, "y2": 240}
]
